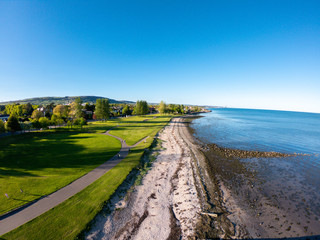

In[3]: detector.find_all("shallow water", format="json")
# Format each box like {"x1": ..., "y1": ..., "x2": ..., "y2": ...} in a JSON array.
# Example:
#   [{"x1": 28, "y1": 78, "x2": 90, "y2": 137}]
[
  {"x1": 191, "y1": 108, "x2": 320, "y2": 237},
  {"x1": 192, "y1": 108, "x2": 320, "y2": 187},
  {"x1": 192, "y1": 108, "x2": 320, "y2": 154}
]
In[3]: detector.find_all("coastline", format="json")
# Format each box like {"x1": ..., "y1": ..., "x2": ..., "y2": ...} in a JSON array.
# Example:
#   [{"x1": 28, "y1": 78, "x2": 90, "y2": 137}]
[
  {"x1": 85, "y1": 114, "x2": 320, "y2": 239},
  {"x1": 85, "y1": 117, "x2": 203, "y2": 239},
  {"x1": 85, "y1": 116, "x2": 236, "y2": 239}
]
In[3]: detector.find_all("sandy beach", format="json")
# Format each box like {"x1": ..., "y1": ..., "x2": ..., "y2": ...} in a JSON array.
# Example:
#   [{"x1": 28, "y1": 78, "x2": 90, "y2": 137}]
[{"x1": 86, "y1": 117, "x2": 200, "y2": 239}]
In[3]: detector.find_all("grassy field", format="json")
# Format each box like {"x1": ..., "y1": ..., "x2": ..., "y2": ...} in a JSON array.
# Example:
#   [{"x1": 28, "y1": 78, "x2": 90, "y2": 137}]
[
  {"x1": 0, "y1": 121, "x2": 120, "y2": 215},
  {"x1": 1, "y1": 115, "x2": 172, "y2": 239},
  {"x1": 110, "y1": 115, "x2": 171, "y2": 145}
]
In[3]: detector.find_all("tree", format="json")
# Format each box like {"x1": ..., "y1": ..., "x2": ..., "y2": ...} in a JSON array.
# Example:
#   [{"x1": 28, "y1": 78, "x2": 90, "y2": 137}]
[
  {"x1": 70, "y1": 98, "x2": 83, "y2": 119},
  {"x1": 73, "y1": 117, "x2": 87, "y2": 128},
  {"x1": 158, "y1": 101, "x2": 167, "y2": 114},
  {"x1": 39, "y1": 117, "x2": 50, "y2": 129},
  {"x1": 44, "y1": 111, "x2": 52, "y2": 119},
  {"x1": 22, "y1": 103, "x2": 34, "y2": 116},
  {"x1": 173, "y1": 105, "x2": 178, "y2": 114},
  {"x1": 45, "y1": 102, "x2": 55, "y2": 112},
  {"x1": 53, "y1": 105, "x2": 69, "y2": 118},
  {"x1": 134, "y1": 100, "x2": 149, "y2": 115},
  {"x1": 95, "y1": 98, "x2": 110, "y2": 120},
  {"x1": 31, "y1": 119, "x2": 41, "y2": 129},
  {"x1": 5, "y1": 104, "x2": 23, "y2": 117},
  {"x1": 122, "y1": 105, "x2": 131, "y2": 115},
  {"x1": 51, "y1": 114, "x2": 64, "y2": 126},
  {"x1": 51, "y1": 114, "x2": 58, "y2": 125},
  {"x1": 0, "y1": 120, "x2": 5, "y2": 133},
  {"x1": 5, "y1": 115, "x2": 21, "y2": 132},
  {"x1": 56, "y1": 118, "x2": 64, "y2": 126},
  {"x1": 168, "y1": 104, "x2": 175, "y2": 113},
  {"x1": 32, "y1": 105, "x2": 39, "y2": 110},
  {"x1": 31, "y1": 109, "x2": 43, "y2": 119},
  {"x1": 180, "y1": 105, "x2": 185, "y2": 114},
  {"x1": 142, "y1": 101, "x2": 149, "y2": 115}
]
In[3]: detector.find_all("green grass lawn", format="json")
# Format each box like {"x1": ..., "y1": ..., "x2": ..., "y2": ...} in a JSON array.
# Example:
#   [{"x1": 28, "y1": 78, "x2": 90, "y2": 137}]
[
  {"x1": 0, "y1": 121, "x2": 120, "y2": 215},
  {"x1": 84, "y1": 119, "x2": 119, "y2": 133},
  {"x1": 1, "y1": 115, "x2": 172, "y2": 240},
  {"x1": 110, "y1": 115, "x2": 172, "y2": 145},
  {"x1": 1, "y1": 143, "x2": 149, "y2": 240}
]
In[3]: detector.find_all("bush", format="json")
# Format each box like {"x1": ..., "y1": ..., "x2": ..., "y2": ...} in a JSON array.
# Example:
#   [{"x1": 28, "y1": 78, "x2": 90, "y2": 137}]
[
  {"x1": 5, "y1": 115, "x2": 21, "y2": 132},
  {"x1": 73, "y1": 118, "x2": 87, "y2": 128},
  {"x1": 51, "y1": 114, "x2": 58, "y2": 125},
  {"x1": 57, "y1": 118, "x2": 64, "y2": 126},
  {"x1": 31, "y1": 119, "x2": 42, "y2": 129},
  {"x1": 39, "y1": 117, "x2": 50, "y2": 129},
  {"x1": 51, "y1": 115, "x2": 64, "y2": 126}
]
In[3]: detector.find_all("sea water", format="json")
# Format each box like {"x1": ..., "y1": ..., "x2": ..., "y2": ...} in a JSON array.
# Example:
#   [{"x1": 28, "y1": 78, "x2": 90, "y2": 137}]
[
  {"x1": 191, "y1": 108, "x2": 320, "y2": 155},
  {"x1": 191, "y1": 108, "x2": 320, "y2": 237}
]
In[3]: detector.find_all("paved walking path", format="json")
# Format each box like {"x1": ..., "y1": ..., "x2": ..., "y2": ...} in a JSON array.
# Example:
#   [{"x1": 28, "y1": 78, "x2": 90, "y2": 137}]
[{"x1": 0, "y1": 128, "x2": 148, "y2": 236}]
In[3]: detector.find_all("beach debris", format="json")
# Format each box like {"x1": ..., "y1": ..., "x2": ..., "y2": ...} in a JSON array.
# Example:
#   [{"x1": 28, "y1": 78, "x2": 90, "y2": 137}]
[{"x1": 199, "y1": 212, "x2": 218, "y2": 218}]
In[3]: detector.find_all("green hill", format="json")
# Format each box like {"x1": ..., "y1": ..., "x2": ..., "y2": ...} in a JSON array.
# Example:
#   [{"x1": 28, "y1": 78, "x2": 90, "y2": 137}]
[{"x1": 0, "y1": 96, "x2": 135, "y2": 105}]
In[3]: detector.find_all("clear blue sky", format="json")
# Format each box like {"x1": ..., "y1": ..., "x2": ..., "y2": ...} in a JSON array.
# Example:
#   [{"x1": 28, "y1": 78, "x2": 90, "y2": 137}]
[{"x1": 0, "y1": 0, "x2": 319, "y2": 113}]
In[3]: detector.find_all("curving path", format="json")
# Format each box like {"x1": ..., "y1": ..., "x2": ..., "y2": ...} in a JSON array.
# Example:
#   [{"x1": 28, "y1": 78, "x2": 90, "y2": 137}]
[{"x1": 0, "y1": 128, "x2": 148, "y2": 236}]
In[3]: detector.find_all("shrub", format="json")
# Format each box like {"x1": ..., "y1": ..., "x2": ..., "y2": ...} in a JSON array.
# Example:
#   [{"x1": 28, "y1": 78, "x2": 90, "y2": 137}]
[
  {"x1": 5, "y1": 115, "x2": 21, "y2": 132},
  {"x1": 73, "y1": 118, "x2": 87, "y2": 128},
  {"x1": 39, "y1": 117, "x2": 50, "y2": 129},
  {"x1": 31, "y1": 119, "x2": 41, "y2": 129},
  {"x1": 56, "y1": 118, "x2": 64, "y2": 126}
]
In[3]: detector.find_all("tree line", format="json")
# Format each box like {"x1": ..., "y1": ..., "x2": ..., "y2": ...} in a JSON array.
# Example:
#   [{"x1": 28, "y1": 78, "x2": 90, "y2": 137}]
[
  {"x1": 0, "y1": 98, "x2": 146, "y2": 133},
  {"x1": 0, "y1": 98, "x2": 204, "y2": 133}
]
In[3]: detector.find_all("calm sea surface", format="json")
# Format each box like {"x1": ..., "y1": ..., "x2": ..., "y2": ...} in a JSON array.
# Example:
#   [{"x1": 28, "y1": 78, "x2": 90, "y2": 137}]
[
  {"x1": 192, "y1": 108, "x2": 320, "y2": 155},
  {"x1": 191, "y1": 108, "x2": 320, "y2": 187}
]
